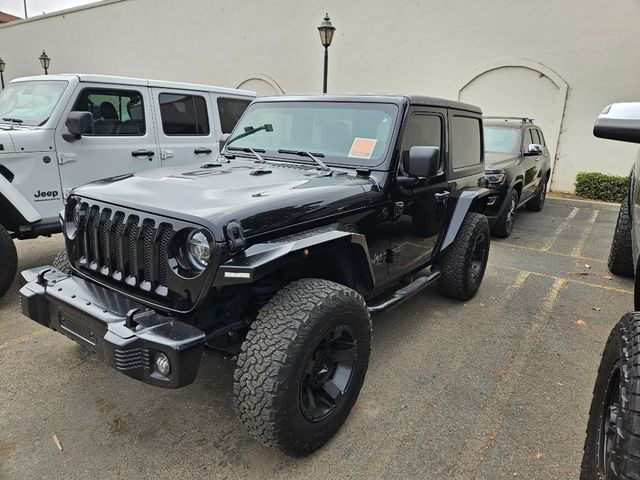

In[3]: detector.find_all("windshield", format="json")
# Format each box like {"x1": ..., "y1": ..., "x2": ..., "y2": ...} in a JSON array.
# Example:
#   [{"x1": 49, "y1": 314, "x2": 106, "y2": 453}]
[
  {"x1": 484, "y1": 126, "x2": 521, "y2": 154},
  {"x1": 0, "y1": 80, "x2": 68, "y2": 127},
  {"x1": 226, "y1": 101, "x2": 399, "y2": 167}
]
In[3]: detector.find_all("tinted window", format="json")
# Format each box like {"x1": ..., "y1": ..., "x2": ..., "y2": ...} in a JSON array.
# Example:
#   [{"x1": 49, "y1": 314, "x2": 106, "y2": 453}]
[
  {"x1": 451, "y1": 116, "x2": 482, "y2": 169},
  {"x1": 218, "y1": 97, "x2": 251, "y2": 134},
  {"x1": 525, "y1": 129, "x2": 535, "y2": 146},
  {"x1": 536, "y1": 128, "x2": 546, "y2": 146},
  {"x1": 159, "y1": 93, "x2": 209, "y2": 136},
  {"x1": 531, "y1": 129, "x2": 541, "y2": 144},
  {"x1": 72, "y1": 88, "x2": 145, "y2": 136},
  {"x1": 401, "y1": 114, "x2": 442, "y2": 174}
]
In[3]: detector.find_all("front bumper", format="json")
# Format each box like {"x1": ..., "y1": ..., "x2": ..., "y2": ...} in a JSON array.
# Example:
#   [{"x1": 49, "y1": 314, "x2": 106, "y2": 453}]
[
  {"x1": 484, "y1": 187, "x2": 509, "y2": 226},
  {"x1": 19, "y1": 267, "x2": 205, "y2": 389}
]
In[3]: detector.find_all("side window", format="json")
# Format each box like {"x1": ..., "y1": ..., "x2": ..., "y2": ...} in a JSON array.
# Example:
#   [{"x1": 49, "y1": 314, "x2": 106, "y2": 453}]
[
  {"x1": 217, "y1": 97, "x2": 252, "y2": 134},
  {"x1": 159, "y1": 93, "x2": 210, "y2": 136},
  {"x1": 450, "y1": 116, "x2": 482, "y2": 170},
  {"x1": 401, "y1": 114, "x2": 442, "y2": 174},
  {"x1": 536, "y1": 128, "x2": 546, "y2": 146},
  {"x1": 72, "y1": 88, "x2": 145, "y2": 136},
  {"x1": 531, "y1": 129, "x2": 541, "y2": 145}
]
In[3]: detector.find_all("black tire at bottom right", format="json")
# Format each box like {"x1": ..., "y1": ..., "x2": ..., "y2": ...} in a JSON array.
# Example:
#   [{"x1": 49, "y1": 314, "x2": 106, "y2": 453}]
[{"x1": 581, "y1": 312, "x2": 640, "y2": 479}]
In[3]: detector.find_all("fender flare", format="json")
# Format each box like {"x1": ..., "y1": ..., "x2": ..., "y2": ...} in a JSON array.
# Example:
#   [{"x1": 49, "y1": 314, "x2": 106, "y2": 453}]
[
  {"x1": 440, "y1": 187, "x2": 489, "y2": 251},
  {"x1": 213, "y1": 229, "x2": 375, "y2": 289},
  {"x1": 0, "y1": 175, "x2": 41, "y2": 224}
]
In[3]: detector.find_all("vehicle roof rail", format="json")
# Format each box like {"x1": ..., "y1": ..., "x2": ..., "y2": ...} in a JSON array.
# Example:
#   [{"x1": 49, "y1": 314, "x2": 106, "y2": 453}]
[{"x1": 483, "y1": 116, "x2": 534, "y2": 123}]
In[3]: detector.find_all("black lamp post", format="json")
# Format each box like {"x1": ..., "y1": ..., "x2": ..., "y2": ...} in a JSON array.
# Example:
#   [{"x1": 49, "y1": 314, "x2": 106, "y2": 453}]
[
  {"x1": 0, "y1": 58, "x2": 5, "y2": 89},
  {"x1": 39, "y1": 50, "x2": 50, "y2": 75},
  {"x1": 317, "y1": 13, "x2": 335, "y2": 94}
]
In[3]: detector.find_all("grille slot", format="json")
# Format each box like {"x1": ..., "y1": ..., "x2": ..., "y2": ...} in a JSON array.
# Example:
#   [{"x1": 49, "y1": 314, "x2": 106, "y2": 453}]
[{"x1": 114, "y1": 348, "x2": 150, "y2": 371}]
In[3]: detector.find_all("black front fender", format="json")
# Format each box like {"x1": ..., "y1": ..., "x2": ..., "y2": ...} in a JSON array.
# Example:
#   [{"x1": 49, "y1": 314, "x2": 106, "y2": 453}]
[{"x1": 439, "y1": 187, "x2": 490, "y2": 251}]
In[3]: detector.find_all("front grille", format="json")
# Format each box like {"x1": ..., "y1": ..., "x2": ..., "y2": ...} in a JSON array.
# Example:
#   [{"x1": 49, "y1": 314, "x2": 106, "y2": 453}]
[
  {"x1": 75, "y1": 203, "x2": 174, "y2": 296},
  {"x1": 114, "y1": 347, "x2": 150, "y2": 371}
]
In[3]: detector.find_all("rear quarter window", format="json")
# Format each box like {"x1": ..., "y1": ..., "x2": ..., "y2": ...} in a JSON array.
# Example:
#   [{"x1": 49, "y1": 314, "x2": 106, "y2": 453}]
[
  {"x1": 451, "y1": 116, "x2": 482, "y2": 170},
  {"x1": 218, "y1": 97, "x2": 252, "y2": 134}
]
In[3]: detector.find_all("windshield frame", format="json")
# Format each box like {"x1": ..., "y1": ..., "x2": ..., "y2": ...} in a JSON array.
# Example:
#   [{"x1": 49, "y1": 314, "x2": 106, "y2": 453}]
[
  {"x1": 483, "y1": 125, "x2": 522, "y2": 155},
  {"x1": 0, "y1": 79, "x2": 69, "y2": 127},
  {"x1": 224, "y1": 99, "x2": 404, "y2": 170}
]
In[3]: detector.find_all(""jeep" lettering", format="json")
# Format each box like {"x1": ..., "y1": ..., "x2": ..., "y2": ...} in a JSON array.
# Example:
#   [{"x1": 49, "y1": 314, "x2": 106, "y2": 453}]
[{"x1": 34, "y1": 190, "x2": 59, "y2": 198}]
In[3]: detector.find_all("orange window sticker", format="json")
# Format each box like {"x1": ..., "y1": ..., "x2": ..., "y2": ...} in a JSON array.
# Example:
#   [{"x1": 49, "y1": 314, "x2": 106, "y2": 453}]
[{"x1": 348, "y1": 138, "x2": 378, "y2": 159}]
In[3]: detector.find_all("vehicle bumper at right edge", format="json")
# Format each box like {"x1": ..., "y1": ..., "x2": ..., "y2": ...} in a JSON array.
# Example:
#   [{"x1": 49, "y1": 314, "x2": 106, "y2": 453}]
[{"x1": 19, "y1": 266, "x2": 206, "y2": 389}]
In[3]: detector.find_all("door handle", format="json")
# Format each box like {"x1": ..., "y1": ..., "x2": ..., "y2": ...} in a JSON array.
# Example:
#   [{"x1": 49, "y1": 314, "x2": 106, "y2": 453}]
[
  {"x1": 131, "y1": 150, "x2": 155, "y2": 158},
  {"x1": 194, "y1": 148, "x2": 212, "y2": 155}
]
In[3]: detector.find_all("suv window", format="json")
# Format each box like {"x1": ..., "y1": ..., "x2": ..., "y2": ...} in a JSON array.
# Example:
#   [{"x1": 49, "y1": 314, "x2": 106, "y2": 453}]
[
  {"x1": 536, "y1": 128, "x2": 546, "y2": 146},
  {"x1": 401, "y1": 114, "x2": 442, "y2": 174},
  {"x1": 531, "y1": 129, "x2": 541, "y2": 145},
  {"x1": 72, "y1": 88, "x2": 145, "y2": 136},
  {"x1": 451, "y1": 116, "x2": 482, "y2": 169},
  {"x1": 525, "y1": 129, "x2": 535, "y2": 147},
  {"x1": 218, "y1": 97, "x2": 252, "y2": 134},
  {"x1": 159, "y1": 93, "x2": 210, "y2": 136}
]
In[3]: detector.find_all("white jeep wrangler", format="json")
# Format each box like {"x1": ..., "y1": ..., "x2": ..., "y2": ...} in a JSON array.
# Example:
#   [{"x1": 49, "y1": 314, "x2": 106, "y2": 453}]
[{"x1": 0, "y1": 74, "x2": 255, "y2": 297}]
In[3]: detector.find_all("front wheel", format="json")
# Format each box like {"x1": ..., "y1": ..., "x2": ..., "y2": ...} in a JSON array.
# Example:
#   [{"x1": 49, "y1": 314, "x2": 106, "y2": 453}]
[
  {"x1": 608, "y1": 196, "x2": 634, "y2": 277},
  {"x1": 0, "y1": 225, "x2": 17, "y2": 298},
  {"x1": 233, "y1": 278, "x2": 371, "y2": 456},
  {"x1": 491, "y1": 189, "x2": 519, "y2": 238},
  {"x1": 580, "y1": 312, "x2": 640, "y2": 479},
  {"x1": 437, "y1": 212, "x2": 490, "y2": 300},
  {"x1": 526, "y1": 174, "x2": 548, "y2": 212}
]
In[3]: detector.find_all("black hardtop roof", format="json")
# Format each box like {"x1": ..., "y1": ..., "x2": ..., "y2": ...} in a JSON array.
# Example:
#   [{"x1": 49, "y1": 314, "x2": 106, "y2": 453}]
[
  {"x1": 252, "y1": 94, "x2": 482, "y2": 114},
  {"x1": 484, "y1": 117, "x2": 538, "y2": 129}
]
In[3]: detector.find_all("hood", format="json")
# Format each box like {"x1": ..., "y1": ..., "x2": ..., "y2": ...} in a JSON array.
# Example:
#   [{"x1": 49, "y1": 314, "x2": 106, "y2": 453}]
[
  {"x1": 485, "y1": 152, "x2": 519, "y2": 172},
  {"x1": 73, "y1": 157, "x2": 374, "y2": 240},
  {"x1": 0, "y1": 130, "x2": 15, "y2": 154}
]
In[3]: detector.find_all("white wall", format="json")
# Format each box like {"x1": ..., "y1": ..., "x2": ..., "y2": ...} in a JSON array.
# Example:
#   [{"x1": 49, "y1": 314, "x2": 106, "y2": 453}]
[{"x1": 2, "y1": 0, "x2": 639, "y2": 191}]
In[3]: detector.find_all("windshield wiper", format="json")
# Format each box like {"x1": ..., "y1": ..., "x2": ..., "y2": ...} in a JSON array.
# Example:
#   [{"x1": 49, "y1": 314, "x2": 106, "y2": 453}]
[
  {"x1": 1, "y1": 117, "x2": 23, "y2": 124},
  {"x1": 277, "y1": 149, "x2": 332, "y2": 173},
  {"x1": 227, "y1": 123, "x2": 273, "y2": 147},
  {"x1": 227, "y1": 146, "x2": 267, "y2": 163}
]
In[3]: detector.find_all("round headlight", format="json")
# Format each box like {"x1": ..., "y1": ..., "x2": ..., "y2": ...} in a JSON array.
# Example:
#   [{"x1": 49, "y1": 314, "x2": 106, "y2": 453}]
[{"x1": 186, "y1": 230, "x2": 210, "y2": 269}]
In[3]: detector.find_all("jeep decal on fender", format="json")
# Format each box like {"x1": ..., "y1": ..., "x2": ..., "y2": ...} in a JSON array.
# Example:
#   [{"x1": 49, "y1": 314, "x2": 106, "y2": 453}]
[{"x1": 33, "y1": 190, "x2": 60, "y2": 202}]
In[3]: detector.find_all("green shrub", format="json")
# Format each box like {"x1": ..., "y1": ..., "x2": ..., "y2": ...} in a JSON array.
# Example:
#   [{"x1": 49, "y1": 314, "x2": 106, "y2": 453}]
[{"x1": 574, "y1": 172, "x2": 628, "y2": 203}]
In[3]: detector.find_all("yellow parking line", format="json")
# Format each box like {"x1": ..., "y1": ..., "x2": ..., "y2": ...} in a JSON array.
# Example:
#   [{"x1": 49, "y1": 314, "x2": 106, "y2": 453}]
[
  {"x1": 493, "y1": 241, "x2": 602, "y2": 263},
  {"x1": 572, "y1": 210, "x2": 599, "y2": 258},
  {"x1": 0, "y1": 328, "x2": 49, "y2": 352},
  {"x1": 541, "y1": 206, "x2": 579, "y2": 251}
]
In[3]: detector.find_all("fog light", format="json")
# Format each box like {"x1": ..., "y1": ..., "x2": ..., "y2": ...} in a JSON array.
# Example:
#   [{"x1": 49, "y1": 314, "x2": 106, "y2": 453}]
[{"x1": 154, "y1": 352, "x2": 171, "y2": 376}]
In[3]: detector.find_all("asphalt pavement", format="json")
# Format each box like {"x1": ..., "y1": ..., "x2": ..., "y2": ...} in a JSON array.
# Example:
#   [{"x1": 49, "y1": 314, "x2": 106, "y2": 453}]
[{"x1": 0, "y1": 196, "x2": 632, "y2": 479}]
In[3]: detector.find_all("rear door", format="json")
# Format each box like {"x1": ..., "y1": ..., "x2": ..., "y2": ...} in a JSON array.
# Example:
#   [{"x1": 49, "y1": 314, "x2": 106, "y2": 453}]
[
  {"x1": 152, "y1": 88, "x2": 217, "y2": 167},
  {"x1": 55, "y1": 83, "x2": 159, "y2": 197},
  {"x1": 522, "y1": 128, "x2": 541, "y2": 197}
]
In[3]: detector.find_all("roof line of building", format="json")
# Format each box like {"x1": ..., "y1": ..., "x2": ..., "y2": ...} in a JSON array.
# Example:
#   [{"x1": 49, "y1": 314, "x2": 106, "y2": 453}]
[{"x1": 0, "y1": 0, "x2": 127, "y2": 29}]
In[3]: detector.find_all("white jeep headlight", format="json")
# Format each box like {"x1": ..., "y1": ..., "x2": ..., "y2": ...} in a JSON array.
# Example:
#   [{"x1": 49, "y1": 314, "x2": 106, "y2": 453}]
[{"x1": 186, "y1": 230, "x2": 210, "y2": 269}]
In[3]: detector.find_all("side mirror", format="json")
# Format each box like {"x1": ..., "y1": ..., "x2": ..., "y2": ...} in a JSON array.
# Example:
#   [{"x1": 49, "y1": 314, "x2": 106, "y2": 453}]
[
  {"x1": 594, "y1": 102, "x2": 640, "y2": 144},
  {"x1": 524, "y1": 143, "x2": 542, "y2": 156},
  {"x1": 219, "y1": 133, "x2": 230, "y2": 153},
  {"x1": 405, "y1": 146, "x2": 441, "y2": 178},
  {"x1": 64, "y1": 111, "x2": 93, "y2": 141}
]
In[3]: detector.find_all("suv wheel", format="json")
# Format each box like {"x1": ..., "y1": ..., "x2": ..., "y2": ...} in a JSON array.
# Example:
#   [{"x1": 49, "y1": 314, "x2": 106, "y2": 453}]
[
  {"x1": 580, "y1": 312, "x2": 640, "y2": 479},
  {"x1": 491, "y1": 189, "x2": 519, "y2": 238},
  {"x1": 52, "y1": 250, "x2": 72, "y2": 274},
  {"x1": 233, "y1": 278, "x2": 371, "y2": 456},
  {"x1": 437, "y1": 212, "x2": 490, "y2": 300},
  {"x1": 0, "y1": 225, "x2": 17, "y2": 298},
  {"x1": 526, "y1": 174, "x2": 548, "y2": 212},
  {"x1": 608, "y1": 196, "x2": 634, "y2": 276}
]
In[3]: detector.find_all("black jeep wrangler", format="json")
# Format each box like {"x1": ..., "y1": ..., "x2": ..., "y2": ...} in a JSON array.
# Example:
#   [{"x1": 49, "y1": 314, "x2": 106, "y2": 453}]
[{"x1": 20, "y1": 95, "x2": 490, "y2": 456}]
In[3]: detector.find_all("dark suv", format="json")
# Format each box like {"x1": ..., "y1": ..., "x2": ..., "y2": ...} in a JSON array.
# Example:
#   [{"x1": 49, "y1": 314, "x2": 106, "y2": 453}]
[
  {"x1": 483, "y1": 117, "x2": 552, "y2": 237},
  {"x1": 20, "y1": 95, "x2": 491, "y2": 456}
]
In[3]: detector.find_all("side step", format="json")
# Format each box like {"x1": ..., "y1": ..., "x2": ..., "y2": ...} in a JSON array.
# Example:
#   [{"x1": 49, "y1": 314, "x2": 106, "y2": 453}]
[{"x1": 367, "y1": 270, "x2": 441, "y2": 315}]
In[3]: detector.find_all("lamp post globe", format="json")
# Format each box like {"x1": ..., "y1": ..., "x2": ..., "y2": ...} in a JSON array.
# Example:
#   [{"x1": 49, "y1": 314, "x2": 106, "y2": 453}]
[
  {"x1": 39, "y1": 50, "x2": 50, "y2": 75},
  {"x1": 317, "y1": 14, "x2": 336, "y2": 94}
]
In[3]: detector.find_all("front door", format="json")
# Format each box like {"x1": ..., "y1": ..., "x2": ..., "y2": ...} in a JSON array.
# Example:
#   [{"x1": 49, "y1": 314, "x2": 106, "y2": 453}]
[
  {"x1": 388, "y1": 109, "x2": 449, "y2": 279},
  {"x1": 152, "y1": 88, "x2": 217, "y2": 167},
  {"x1": 522, "y1": 128, "x2": 541, "y2": 198},
  {"x1": 55, "y1": 84, "x2": 159, "y2": 197}
]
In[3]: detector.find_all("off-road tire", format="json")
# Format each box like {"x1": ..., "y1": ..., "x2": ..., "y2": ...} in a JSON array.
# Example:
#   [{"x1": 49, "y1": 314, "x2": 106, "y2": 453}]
[
  {"x1": 437, "y1": 212, "x2": 490, "y2": 300},
  {"x1": 608, "y1": 197, "x2": 634, "y2": 277},
  {"x1": 0, "y1": 224, "x2": 17, "y2": 298},
  {"x1": 526, "y1": 174, "x2": 548, "y2": 212},
  {"x1": 491, "y1": 189, "x2": 519, "y2": 238},
  {"x1": 233, "y1": 278, "x2": 371, "y2": 456},
  {"x1": 52, "y1": 250, "x2": 72, "y2": 274},
  {"x1": 580, "y1": 312, "x2": 640, "y2": 479}
]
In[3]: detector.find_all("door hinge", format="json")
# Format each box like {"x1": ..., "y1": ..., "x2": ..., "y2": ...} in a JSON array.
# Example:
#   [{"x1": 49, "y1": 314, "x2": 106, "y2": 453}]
[
  {"x1": 393, "y1": 201, "x2": 404, "y2": 219},
  {"x1": 160, "y1": 150, "x2": 174, "y2": 160},
  {"x1": 58, "y1": 153, "x2": 77, "y2": 165}
]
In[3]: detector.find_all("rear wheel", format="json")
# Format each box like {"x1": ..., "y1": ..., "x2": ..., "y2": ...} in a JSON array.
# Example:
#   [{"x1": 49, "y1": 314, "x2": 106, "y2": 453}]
[
  {"x1": 233, "y1": 278, "x2": 371, "y2": 456},
  {"x1": 491, "y1": 189, "x2": 518, "y2": 238},
  {"x1": 526, "y1": 174, "x2": 548, "y2": 212},
  {"x1": 0, "y1": 225, "x2": 17, "y2": 298},
  {"x1": 608, "y1": 196, "x2": 634, "y2": 276},
  {"x1": 580, "y1": 312, "x2": 640, "y2": 479},
  {"x1": 437, "y1": 212, "x2": 490, "y2": 300}
]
